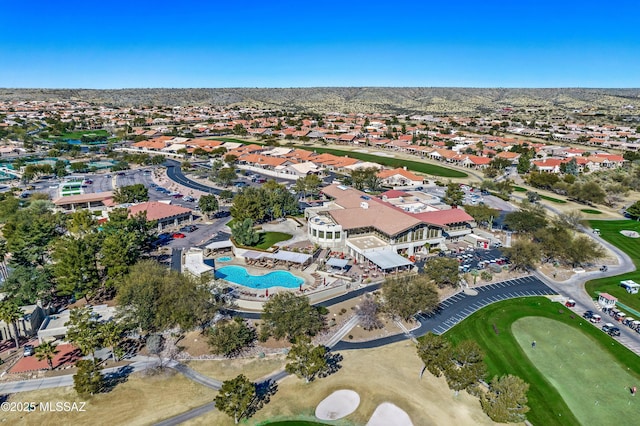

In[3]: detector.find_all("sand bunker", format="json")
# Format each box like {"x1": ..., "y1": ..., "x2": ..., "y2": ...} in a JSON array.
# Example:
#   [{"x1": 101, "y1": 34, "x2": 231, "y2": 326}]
[
  {"x1": 315, "y1": 389, "x2": 360, "y2": 420},
  {"x1": 366, "y1": 402, "x2": 414, "y2": 426},
  {"x1": 620, "y1": 230, "x2": 640, "y2": 238}
]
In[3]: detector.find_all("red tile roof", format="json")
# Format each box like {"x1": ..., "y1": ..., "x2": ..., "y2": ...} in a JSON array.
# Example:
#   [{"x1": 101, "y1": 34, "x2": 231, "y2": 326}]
[{"x1": 128, "y1": 202, "x2": 192, "y2": 221}]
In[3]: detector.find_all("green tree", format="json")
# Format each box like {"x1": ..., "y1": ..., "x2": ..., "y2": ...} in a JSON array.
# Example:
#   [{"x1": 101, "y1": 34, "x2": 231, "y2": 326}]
[
  {"x1": 73, "y1": 359, "x2": 104, "y2": 396},
  {"x1": 232, "y1": 124, "x2": 248, "y2": 136},
  {"x1": 66, "y1": 307, "x2": 102, "y2": 358},
  {"x1": 285, "y1": 337, "x2": 328, "y2": 383},
  {"x1": 444, "y1": 340, "x2": 487, "y2": 394},
  {"x1": 304, "y1": 174, "x2": 323, "y2": 194},
  {"x1": 224, "y1": 154, "x2": 238, "y2": 165},
  {"x1": 100, "y1": 321, "x2": 125, "y2": 362},
  {"x1": 199, "y1": 194, "x2": 219, "y2": 218},
  {"x1": 214, "y1": 374, "x2": 256, "y2": 424},
  {"x1": 382, "y1": 275, "x2": 439, "y2": 321},
  {"x1": 216, "y1": 167, "x2": 237, "y2": 187},
  {"x1": 480, "y1": 375, "x2": 530, "y2": 423},
  {"x1": 117, "y1": 260, "x2": 220, "y2": 333},
  {"x1": 627, "y1": 200, "x2": 640, "y2": 219},
  {"x1": 35, "y1": 341, "x2": 59, "y2": 370},
  {"x1": 504, "y1": 209, "x2": 547, "y2": 233},
  {"x1": 219, "y1": 189, "x2": 234, "y2": 202},
  {"x1": 416, "y1": 333, "x2": 452, "y2": 378},
  {"x1": 231, "y1": 218, "x2": 260, "y2": 246},
  {"x1": 517, "y1": 154, "x2": 531, "y2": 174},
  {"x1": 444, "y1": 182, "x2": 464, "y2": 206},
  {"x1": 463, "y1": 204, "x2": 499, "y2": 226},
  {"x1": 0, "y1": 301, "x2": 23, "y2": 349},
  {"x1": 54, "y1": 160, "x2": 68, "y2": 178},
  {"x1": 526, "y1": 191, "x2": 540, "y2": 203},
  {"x1": 3, "y1": 265, "x2": 54, "y2": 305},
  {"x1": 260, "y1": 293, "x2": 324, "y2": 342},
  {"x1": 502, "y1": 240, "x2": 541, "y2": 271},
  {"x1": 423, "y1": 258, "x2": 460, "y2": 288},
  {"x1": 563, "y1": 234, "x2": 606, "y2": 267},
  {"x1": 207, "y1": 317, "x2": 256, "y2": 357},
  {"x1": 113, "y1": 183, "x2": 149, "y2": 204},
  {"x1": 52, "y1": 236, "x2": 100, "y2": 301}
]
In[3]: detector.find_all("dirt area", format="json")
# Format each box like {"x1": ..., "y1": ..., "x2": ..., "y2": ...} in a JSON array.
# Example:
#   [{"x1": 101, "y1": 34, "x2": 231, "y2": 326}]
[
  {"x1": 0, "y1": 369, "x2": 212, "y2": 426},
  {"x1": 186, "y1": 340, "x2": 496, "y2": 426},
  {"x1": 186, "y1": 355, "x2": 286, "y2": 382}
]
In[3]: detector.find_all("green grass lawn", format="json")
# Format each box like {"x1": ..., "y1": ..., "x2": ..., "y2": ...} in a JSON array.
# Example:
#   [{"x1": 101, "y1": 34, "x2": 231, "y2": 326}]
[
  {"x1": 443, "y1": 297, "x2": 640, "y2": 426},
  {"x1": 512, "y1": 317, "x2": 640, "y2": 425},
  {"x1": 586, "y1": 220, "x2": 640, "y2": 313},
  {"x1": 254, "y1": 232, "x2": 292, "y2": 250},
  {"x1": 51, "y1": 129, "x2": 109, "y2": 139},
  {"x1": 513, "y1": 186, "x2": 527, "y2": 192},
  {"x1": 581, "y1": 209, "x2": 603, "y2": 214},
  {"x1": 539, "y1": 194, "x2": 568, "y2": 204}
]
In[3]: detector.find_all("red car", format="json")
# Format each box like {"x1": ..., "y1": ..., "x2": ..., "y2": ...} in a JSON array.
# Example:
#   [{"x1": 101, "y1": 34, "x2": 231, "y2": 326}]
[{"x1": 172, "y1": 232, "x2": 186, "y2": 239}]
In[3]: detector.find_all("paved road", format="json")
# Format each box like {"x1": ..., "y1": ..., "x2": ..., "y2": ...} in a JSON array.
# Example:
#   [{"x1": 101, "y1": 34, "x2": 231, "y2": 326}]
[
  {"x1": 164, "y1": 160, "x2": 220, "y2": 195},
  {"x1": 333, "y1": 275, "x2": 556, "y2": 350},
  {"x1": 0, "y1": 358, "x2": 159, "y2": 394}
]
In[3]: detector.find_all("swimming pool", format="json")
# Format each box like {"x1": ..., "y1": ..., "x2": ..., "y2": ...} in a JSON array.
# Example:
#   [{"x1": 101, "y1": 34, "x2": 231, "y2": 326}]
[
  {"x1": 217, "y1": 256, "x2": 232, "y2": 262},
  {"x1": 215, "y1": 265, "x2": 304, "y2": 289}
]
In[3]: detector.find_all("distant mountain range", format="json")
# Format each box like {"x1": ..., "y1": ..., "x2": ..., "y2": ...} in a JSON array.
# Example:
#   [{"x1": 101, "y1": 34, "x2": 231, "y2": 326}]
[{"x1": 1, "y1": 88, "x2": 639, "y2": 114}]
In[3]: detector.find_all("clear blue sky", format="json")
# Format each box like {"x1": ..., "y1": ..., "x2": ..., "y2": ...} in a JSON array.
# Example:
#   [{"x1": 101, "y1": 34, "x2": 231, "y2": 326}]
[{"x1": 1, "y1": 0, "x2": 639, "y2": 88}]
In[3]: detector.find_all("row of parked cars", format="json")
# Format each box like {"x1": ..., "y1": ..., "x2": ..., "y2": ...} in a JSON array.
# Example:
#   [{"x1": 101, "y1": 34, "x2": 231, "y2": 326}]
[{"x1": 583, "y1": 310, "x2": 621, "y2": 337}]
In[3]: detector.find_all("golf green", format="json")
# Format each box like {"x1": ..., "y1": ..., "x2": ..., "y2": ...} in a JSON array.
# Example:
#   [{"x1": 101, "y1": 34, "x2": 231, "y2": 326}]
[{"x1": 512, "y1": 317, "x2": 640, "y2": 425}]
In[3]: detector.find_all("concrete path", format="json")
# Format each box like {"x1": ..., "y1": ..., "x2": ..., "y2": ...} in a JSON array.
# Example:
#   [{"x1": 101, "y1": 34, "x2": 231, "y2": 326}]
[{"x1": 325, "y1": 315, "x2": 361, "y2": 348}]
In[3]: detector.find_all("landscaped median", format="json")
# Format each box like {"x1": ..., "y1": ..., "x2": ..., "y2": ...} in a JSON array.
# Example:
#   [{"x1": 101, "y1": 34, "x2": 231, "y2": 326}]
[
  {"x1": 586, "y1": 220, "x2": 640, "y2": 313},
  {"x1": 443, "y1": 297, "x2": 640, "y2": 426}
]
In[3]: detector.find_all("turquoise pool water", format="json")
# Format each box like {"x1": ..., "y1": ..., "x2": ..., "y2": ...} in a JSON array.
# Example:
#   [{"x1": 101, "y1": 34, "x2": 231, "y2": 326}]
[
  {"x1": 217, "y1": 256, "x2": 232, "y2": 262},
  {"x1": 215, "y1": 265, "x2": 304, "y2": 289}
]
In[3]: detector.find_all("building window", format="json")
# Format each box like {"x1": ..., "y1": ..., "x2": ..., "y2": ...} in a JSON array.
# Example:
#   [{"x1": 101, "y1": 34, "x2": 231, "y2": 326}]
[
  {"x1": 318, "y1": 231, "x2": 325, "y2": 238},
  {"x1": 327, "y1": 232, "x2": 333, "y2": 239},
  {"x1": 312, "y1": 229, "x2": 317, "y2": 237},
  {"x1": 335, "y1": 231, "x2": 341, "y2": 239}
]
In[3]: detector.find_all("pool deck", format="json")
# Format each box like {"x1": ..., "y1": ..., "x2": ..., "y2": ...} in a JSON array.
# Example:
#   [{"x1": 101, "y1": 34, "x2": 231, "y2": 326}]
[{"x1": 211, "y1": 257, "x2": 349, "y2": 308}]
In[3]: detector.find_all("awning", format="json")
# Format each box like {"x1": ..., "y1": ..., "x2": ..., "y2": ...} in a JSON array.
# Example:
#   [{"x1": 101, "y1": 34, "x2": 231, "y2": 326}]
[
  {"x1": 270, "y1": 250, "x2": 312, "y2": 264},
  {"x1": 327, "y1": 258, "x2": 349, "y2": 269},
  {"x1": 205, "y1": 240, "x2": 234, "y2": 250},
  {"x1": 363, "y1": 250, "x2": 414, "y2": 270}
]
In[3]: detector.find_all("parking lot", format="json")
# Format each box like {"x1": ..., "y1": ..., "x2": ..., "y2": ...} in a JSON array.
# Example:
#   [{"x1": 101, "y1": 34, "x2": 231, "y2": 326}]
[{"x1": 419, "y1": 276, "x2": 557, "y2": 335}]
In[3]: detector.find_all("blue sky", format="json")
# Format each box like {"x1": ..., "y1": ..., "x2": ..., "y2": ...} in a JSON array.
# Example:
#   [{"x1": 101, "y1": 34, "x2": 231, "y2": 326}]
[{"x1": 1, "y1": 0, "x2": 639, "y2": 88}]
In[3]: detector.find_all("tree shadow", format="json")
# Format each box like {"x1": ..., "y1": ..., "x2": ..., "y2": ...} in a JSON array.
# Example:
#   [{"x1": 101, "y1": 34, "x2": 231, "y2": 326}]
[
  {"x1": 247, "y1": 379, "x2": 278, "y2": 418},
  {"x1": 101, "y1": 365, "x2": 134, "y2": 393},
  {"x1": 319, "y1": 350, "x2": 343, "y2": 379}
]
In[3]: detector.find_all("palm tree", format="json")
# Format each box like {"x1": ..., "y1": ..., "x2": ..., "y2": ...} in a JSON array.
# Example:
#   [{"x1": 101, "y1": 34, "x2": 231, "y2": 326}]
[
  {"x1": 0, "y1": 301, "x2": 23, "y2": 349},
  {"x1": 35, "y1": 341, "x2": 59, "y2": 370}
]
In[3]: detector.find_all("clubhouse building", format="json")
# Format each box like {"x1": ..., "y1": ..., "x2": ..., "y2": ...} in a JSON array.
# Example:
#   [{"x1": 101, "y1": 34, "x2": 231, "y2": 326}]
[{"x1": 305, "y1": 184, "x2": 475, "y2": 268}]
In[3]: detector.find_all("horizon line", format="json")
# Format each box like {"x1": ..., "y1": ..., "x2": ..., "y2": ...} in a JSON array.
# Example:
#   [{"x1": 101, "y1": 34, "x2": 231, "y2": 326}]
[{"x1": 1, "y1": 86, "x2": 640, "y2": 91}]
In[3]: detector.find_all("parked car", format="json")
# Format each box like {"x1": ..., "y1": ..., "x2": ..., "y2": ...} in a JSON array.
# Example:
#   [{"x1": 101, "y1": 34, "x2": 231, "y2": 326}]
[
  {"x1": 117, "y1": 172, "x2": 126, "y2": 176},
  {"x1": 602, "y1": 323, "x2": 615, "y2": 333},
  {"x1": 183, "y1": 196, "x2": 195, "y2": 202},
  {"x1": 179, "y1": 225, "x2": 198, "y2": 233},
  {"x1": 23, "y1": 345, "x2": 35, "y2": 357},
  {"x1": 608, "y1": 327, "x2": 621, "y2": 337},
  {"x1": 172, "y1": 193, "x2": 184, "y2": 198},
  {"x1": 590, "y1": 314, "x2": 602, "y2": 323},
  {"x1": 213, "y1": 211, "x2": 231, "y2": 218},
  {"x1": 84, "y1": 179, "x2": 93, "y2": 184},
  {"x1": 172, "y1": 232, "x2": 186, "y2": 239},
  {"x1": 583, "y1": 310, "x2": 594, "y2": 319},
  {"x1": 565, "y1": 299, "x2": 576, "y2": 307}
]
